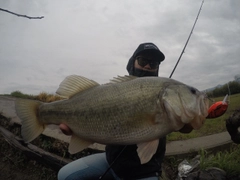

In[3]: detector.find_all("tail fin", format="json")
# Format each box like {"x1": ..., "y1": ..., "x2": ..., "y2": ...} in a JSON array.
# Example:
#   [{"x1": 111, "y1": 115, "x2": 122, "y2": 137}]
[{"x1": 15, "y1": 99, "x2": 44, "y2": 143}]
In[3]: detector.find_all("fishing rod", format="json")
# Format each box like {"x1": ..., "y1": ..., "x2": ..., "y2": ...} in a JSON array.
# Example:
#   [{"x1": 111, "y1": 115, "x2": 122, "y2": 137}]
[
  {"x1": 99, "y1": 1, "x2": 204, "y2": 179},
  {"x1": 169, "y1": 0, "x2": 204, "y2": 78}
]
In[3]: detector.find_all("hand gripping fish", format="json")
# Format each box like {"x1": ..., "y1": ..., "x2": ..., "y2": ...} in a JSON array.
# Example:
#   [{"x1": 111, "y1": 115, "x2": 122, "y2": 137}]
[{"x1": 15, "y1": 75, "x2": 209, "y2": 164}]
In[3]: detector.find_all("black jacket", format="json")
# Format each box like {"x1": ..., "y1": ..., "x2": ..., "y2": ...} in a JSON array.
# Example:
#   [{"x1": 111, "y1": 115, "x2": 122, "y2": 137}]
[{"x1": 105, "y1": 137, "x2": 166, "y2": 179}]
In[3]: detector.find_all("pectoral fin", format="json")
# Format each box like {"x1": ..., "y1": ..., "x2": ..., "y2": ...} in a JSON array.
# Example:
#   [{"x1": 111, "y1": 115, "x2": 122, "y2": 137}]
[
  {"x1": 137, "y1": 139, "x2": 159, "y2": 164},
  {"x1": 68, "y1": 134, "x2": 93, "y2": 154}
]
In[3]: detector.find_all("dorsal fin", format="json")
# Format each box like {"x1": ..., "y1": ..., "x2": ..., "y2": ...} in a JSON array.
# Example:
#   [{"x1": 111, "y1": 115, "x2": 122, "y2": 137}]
[
  {"x1": 109, "y1": 75, "x2": 137, "y2": 84},
  {"x1": 56, "y1": 75, "x2": 99, "y2": 98}
]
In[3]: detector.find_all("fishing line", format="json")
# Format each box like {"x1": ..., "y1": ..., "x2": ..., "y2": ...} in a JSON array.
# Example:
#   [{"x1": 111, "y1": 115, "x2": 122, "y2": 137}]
[
  {"x1": 227, "y1": 82, "x2": 231, "y2": 104},
  {"x1": 169, "y1": 0, "x2": 204, "y2": 78},
  {"x1": 99, "y1": 146, "x2": 127, "y2": 180},
  {"x1": 100, "y1": 1, "x2": 204, "y2": 179}
]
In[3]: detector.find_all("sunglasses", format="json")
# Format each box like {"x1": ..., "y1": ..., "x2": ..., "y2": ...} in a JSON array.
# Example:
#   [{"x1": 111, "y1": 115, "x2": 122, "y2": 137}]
[{"x1": 136, "y1": 56, "x2": 160, "y2": 69}]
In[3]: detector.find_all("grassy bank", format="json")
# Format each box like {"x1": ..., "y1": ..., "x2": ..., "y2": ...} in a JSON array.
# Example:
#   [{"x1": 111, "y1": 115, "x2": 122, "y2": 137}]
[{"x1": 163, "y1": 144, "x2": 240, "y2": 179}]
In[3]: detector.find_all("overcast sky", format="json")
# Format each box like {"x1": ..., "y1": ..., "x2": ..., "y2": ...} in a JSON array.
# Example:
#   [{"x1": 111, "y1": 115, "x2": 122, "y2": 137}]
[{"x1": 0, "y1": 0, "x2": 239, "y2": 95}]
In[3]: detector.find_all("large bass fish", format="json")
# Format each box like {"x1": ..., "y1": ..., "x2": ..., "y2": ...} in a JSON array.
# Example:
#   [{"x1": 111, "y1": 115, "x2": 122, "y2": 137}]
[{"x1": 15, "y1": 75, "x2": 209, "y2": 163}]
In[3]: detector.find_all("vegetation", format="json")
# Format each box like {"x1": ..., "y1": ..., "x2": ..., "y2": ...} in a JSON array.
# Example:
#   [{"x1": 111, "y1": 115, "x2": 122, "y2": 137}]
[
  {"x1": 199, "y1": 145, "x2": 240, "y2": 176},
  {"x1": 10, "y1": 90, "x2": 34, "y2": 99},
  {"x1": 10, "y1": 90, "x2": 63, "y2": 102},
  {"x1": 207, "y1": 81, "x2": 240, "y2": 98},
  {"x1": 164, "y1": 144, "x2": 240, "y2": 179}
]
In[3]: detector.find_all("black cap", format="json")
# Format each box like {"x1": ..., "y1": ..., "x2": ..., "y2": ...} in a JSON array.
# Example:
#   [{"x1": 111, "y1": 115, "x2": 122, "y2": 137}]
[
  {"x1": 132, "y1": 42, "x2": 165, "y2": 62},
  {"x1": 126, "y1": 42, "x2": 165, "y2": 75}
]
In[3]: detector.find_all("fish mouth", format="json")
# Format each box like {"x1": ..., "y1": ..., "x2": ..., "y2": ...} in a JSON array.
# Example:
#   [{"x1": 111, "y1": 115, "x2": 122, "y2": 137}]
[{"x1": 162, "y1": 86, "x2": 209, "y2": 131}]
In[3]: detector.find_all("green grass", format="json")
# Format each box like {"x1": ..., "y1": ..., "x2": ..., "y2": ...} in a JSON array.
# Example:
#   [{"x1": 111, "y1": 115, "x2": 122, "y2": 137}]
[
  {"x1": 10, "y1": 90, "x2": 35, "y2": 99},
  {"x1": 163, "y1": 144, "x2": 240, "y2": 179},
  {"x1": 199, "y1": 144, "x2": 240, "y2": 176},
  {"x1": 167, "y1": 93, "x2": 240, "y2": 141}
]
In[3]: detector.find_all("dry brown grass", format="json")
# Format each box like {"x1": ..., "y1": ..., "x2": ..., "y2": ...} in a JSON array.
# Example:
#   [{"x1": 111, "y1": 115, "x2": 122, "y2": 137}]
[{"x1": 34, "y1": 92, "x2": 63, "y2": 102}]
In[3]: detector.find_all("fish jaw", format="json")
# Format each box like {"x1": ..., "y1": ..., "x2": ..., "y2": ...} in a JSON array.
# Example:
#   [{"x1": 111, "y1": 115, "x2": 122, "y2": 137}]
[
  {"x1": 189, "y1": 93, "x2": 209, "y2": 129},
  {"x1": 162, "y1": 85, "x2": 209, "y2": 131}
]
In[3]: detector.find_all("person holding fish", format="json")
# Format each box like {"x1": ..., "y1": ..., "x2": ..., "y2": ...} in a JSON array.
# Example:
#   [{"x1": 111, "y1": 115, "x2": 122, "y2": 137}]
[
  {"x1": 15, "y1": 42, "x2": 209, "y2": 179},
  {"x1": 57, "y1": 42, "x2": 188, "y2": 180}
]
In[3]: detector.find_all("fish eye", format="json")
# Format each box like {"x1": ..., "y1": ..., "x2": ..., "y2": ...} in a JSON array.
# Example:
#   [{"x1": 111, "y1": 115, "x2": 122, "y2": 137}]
[{"x1": 189, "y1": 87, "x2": 197, "y2": 94}]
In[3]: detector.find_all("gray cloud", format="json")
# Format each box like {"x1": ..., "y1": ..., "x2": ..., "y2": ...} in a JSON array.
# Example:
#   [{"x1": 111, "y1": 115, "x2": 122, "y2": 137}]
[{"x1": 0, "y1": 0, "x2": 239, "y2": 95}]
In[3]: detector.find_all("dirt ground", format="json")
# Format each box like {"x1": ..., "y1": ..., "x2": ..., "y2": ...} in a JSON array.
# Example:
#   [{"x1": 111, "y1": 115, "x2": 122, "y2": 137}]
[
  {"x1": 0, "y1": 138, "x2": 58, "y2": 180},
  {"x1": 0, "y1": 136, "x2": 174, "y2": 180},
  {"x1": 0, "y1": 114, "x2": 58, "y2": 180}
]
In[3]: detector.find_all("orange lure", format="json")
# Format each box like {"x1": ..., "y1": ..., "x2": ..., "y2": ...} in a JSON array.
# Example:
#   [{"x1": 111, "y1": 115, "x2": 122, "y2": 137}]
[{"x1": 207, "y1": 94, "x2": 228, "y2": 119}]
